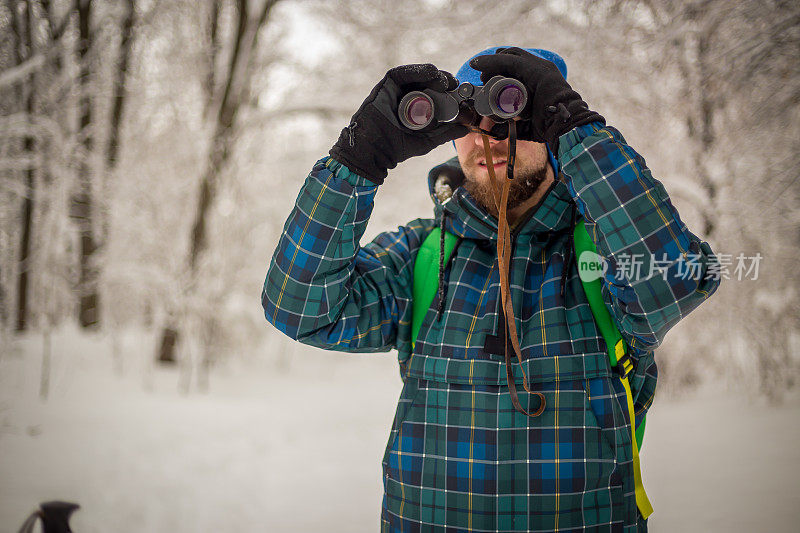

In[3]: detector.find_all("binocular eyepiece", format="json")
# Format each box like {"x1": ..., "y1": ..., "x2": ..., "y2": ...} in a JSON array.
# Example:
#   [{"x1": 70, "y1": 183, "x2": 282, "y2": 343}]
[{"x1": 398, "y1": 76, "x2": 527, "y2": 131}]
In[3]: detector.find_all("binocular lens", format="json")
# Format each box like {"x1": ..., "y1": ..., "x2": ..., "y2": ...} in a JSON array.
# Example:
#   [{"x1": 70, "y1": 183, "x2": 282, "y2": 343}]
[
  {"x1": 403, "y1": 95, "x2": 433, "y2": 129},
  {"x1": 496, "y1": 85, "x2": 525, "y2": 115}
]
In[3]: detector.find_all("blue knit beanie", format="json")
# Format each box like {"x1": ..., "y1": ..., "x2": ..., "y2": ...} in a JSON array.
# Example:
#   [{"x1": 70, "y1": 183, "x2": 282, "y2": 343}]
[{"x1": 454, "y1": 46, "x2": 566, "y2": 176}]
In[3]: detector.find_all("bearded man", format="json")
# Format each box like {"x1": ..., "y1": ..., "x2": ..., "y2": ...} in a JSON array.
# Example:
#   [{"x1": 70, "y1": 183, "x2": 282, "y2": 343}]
[{"x1": 262, "y1": 46, "x2": 720, "y2": 532}]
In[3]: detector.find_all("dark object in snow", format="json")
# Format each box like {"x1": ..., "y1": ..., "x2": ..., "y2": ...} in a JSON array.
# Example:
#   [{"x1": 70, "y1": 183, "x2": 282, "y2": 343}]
[
  {"x1": 158, "y1": 326, "x2": 179, "y2": 364},
  {"x1": 17, "y1": 501, "x2": 80, "y2": 533}
]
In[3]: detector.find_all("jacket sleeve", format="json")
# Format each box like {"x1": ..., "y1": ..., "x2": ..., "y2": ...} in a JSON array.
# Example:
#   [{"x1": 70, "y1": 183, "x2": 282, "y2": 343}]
[
  {"x1": 262, "y1": 156, "x2": 431, "y2": 352},
  {"x1": 558, "y1": 123, "x2": 721, "y2": 352}
]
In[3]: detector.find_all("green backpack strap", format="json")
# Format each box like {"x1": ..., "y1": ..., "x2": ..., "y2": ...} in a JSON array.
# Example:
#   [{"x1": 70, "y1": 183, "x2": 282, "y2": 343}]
[
  {"x1": 573, "y1": 220, "x2": 627, "y2": 367},
  {"x1": 574, "y1": 217, "x2": 653, "y2": 518},
  {"x1": 411, "y1": 227, "x2": 458, "y2": 349},
  {"x1": 573, "y1": 218, "x2": 647, "y2": 448}
]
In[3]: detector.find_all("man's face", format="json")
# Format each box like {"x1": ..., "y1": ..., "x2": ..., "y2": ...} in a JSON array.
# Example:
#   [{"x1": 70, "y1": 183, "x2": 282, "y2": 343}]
[{"x1": 454, "y1": 116, "x2": 552, "y2": 217}]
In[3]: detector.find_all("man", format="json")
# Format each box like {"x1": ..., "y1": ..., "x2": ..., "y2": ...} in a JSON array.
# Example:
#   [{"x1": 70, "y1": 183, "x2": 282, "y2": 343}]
[{"x1": 262, "y1": 47, "x2": 720, "y2": 532}]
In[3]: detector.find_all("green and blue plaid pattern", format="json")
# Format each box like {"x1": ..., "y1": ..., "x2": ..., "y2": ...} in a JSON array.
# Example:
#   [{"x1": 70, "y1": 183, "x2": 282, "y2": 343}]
[
  {"x1": 262, "y1": 122, "x2": 720, "y2": 531},
  {"x1": 380, "y1": 376, "x2": 646, "y2": 532}
]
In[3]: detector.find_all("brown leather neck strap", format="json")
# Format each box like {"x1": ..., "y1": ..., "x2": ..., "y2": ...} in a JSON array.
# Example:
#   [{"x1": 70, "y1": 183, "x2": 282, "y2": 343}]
[{"x1": 481, "y1": 122, "x2": 546, "y2": 418}]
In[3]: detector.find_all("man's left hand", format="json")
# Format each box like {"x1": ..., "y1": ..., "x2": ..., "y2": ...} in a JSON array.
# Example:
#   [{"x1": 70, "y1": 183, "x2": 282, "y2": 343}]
[{"x1": 470, "y1": 47, "x2": 604, "y2": 152}]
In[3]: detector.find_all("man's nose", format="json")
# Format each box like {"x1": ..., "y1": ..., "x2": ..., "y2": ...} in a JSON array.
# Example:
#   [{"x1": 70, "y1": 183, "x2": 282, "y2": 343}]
[{"x1": 473, "y1": 116, "x2": 503, "y2": 148}]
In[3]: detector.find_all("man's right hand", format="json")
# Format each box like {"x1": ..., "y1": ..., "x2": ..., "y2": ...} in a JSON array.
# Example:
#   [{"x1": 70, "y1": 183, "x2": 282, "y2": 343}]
[{"x1": 329, "y1": 64, "x2": 469, "y2": 185}]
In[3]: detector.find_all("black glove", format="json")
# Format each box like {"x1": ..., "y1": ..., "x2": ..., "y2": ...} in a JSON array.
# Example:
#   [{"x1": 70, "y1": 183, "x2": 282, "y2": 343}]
[
  {"x1": 470, "y1": 47, "x2": 604, "y2": 153},
  {"x1": 329, "y1": 64, "x2": 469, "y2": 185}
]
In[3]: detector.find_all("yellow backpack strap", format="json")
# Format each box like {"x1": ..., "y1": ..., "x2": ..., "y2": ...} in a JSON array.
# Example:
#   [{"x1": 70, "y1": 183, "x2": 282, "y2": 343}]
[
  {"x1": 574, "y1": 218, "x2": 654, "y2": 519},
  {"x1": 614, "y1": 340, "x2": 654, "y2": 518}
]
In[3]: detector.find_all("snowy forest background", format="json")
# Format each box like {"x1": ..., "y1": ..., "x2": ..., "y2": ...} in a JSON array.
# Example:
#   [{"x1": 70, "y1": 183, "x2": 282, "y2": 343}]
[{"x1": 0, "y1": 0, "x2": 799, "y2": 531}]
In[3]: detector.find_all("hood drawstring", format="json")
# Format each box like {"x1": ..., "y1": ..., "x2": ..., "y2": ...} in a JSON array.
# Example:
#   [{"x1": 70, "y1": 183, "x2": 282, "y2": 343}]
[
  {"x1": 433, "y1": 173, "x2": 456, "y2": 322},
  {"x1": 436, "y1": 210, "x2": 448, "y2": 320},
  {"x1": 560, "y1": 201, "x2": 578, "y2": 298}
]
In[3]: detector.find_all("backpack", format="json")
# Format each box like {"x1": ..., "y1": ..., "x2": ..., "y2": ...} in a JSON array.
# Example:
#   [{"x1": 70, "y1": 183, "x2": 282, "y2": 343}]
[{"x1": 411, "y1": 218, "x2": 653, "y2": 517}]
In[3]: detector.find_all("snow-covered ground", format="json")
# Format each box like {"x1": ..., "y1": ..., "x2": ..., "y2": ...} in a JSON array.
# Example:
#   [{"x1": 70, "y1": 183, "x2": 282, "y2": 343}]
[{"x1": 1, "y1": 326, "x2": 798, "y2": 532}]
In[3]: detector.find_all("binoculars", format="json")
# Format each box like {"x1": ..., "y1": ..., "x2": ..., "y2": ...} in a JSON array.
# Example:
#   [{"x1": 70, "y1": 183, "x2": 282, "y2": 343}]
[{"x1": 397, "y1": 76, "x2": 527, "y2": 130}]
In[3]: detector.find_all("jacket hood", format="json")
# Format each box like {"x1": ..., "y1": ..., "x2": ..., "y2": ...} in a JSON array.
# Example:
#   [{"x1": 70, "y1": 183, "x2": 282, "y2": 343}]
[{"x1": 426, "y1": 157, "x2": 576, "y2": 244}]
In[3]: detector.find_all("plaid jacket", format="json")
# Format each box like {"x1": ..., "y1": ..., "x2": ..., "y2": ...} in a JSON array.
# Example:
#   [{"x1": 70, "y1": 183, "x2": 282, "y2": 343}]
[{"x1": 263, "y1": 123, "x2": 720, "y2": 531}]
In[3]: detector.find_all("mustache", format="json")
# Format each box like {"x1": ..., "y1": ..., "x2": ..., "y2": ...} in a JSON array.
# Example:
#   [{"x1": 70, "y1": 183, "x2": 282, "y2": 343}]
[{"x1": 466, "y1": 148, "x2": 508, "y2": 164}]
